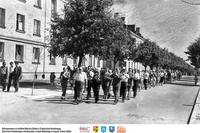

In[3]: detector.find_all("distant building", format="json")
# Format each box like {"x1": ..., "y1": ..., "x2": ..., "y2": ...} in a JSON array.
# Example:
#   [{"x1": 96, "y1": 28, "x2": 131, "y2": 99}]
[
  {"x1": 0, "y1": 0, "x2": 103, "y2": 81},
  {"x1": 103, "y1": 12, "x2": 145, "y2": 71}
]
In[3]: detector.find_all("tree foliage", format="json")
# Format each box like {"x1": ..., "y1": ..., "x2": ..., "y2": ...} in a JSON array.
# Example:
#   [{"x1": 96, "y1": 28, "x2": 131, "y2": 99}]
[
  {"x1": 50, "y1": 0, "x2": 113, "y2": 67},
  {"x1": 133, "y1": 39, "x2": 194, "y2": 74},
  {"x1": 185, "y1": 37, "x2": 200, "y2": 69}
]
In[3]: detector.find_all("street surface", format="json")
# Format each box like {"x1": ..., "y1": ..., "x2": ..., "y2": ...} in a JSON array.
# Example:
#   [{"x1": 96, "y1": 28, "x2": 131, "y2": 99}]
[{"x1": 0, "y1": 76, "x2": 199, "y2": 124}]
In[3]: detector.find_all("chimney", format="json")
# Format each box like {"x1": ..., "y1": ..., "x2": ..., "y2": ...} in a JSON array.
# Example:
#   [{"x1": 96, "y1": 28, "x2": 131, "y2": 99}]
[
  {"x1": 120, "y1": 17, "x2": 125, "y2": 24},
  {"x1": 114, "y1": 12, "x2": 119, "y2": 19},
  {"x1": 127, "y1": 25, "x2": 135, "y2": 33},
  {"x1": 136, "y1": 27, "x2": 140, "y2": 34}
]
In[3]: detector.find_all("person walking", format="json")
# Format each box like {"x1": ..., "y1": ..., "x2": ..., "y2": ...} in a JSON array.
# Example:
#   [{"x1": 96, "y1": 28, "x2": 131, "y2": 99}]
[
  {"x1": 133, "y1": 70, "x2": 140, "y2": 98},
  {"x1": 101, "y1": 68, "x2": 112, "y2": 99},
  {"x1": 120, "y1": 69, "x2": 129, "y2": 103},
  {"x1": 73, "y1": 67, "x2": 87, "y2": 104},
  {"x1": 13, "y1": 61, "x2": 22, "y2": 92},
  {"x1": 86, "y1": 66, "x2": 94, "y2": 99},
  {"x1": 127, "y1": 68, "x2": 134, "y2": 100},
  {"x1": 0, "y1": 61, "x2": 8, "y2": 92},
  {"x1": 7, "y1": 61, "x2": 14, "y2": 92},
  {"x1": 160, "y1": 70, "x2": 165, "y2": 86},
  {"x1": 143, "y1": 70, "x2": 149, "y2": 90},
  {"x1": 92, "y1": 70, "x2": 101, "y2": 103},
  {"x1": 111, "y1": 68, "x2": 121, "y2": 104},
  {"x1": 60, "y1": 67, "x2": 70, "y2": 99}
]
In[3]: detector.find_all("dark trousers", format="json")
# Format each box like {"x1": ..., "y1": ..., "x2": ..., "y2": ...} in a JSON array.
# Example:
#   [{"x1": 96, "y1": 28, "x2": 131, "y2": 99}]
[
  {"x1": 86, "y1": 80, "x2": 93, "y2": 98},
  {"x1": 7, "y1": 73, "x2": 13, "y2": 92},
  {"x1": 61, "y1": 81, "x2": 68, "y2": 97},
  {"x1": 74, "y1": 81, "x2": 83, "y2": 101},
  {"x1": 102, "y1": 82, "x2": 111, "y2": 99},
  {"x1": 0, "y1": 76, "x2": 7, "y2": 91},
  {"x1": 113, "y1": 84, "x2": 120, "y2": 102},
  {"x1": 143, "y1": 79, "x2": 148, "y2": 90},
  {"x1": 93, "y1": 86, "x2": 100, "y2": 102},
  {"x1": 120, "y1": 82, "x2": 127, "y2": 101},
  {"x1": 13, "y1": 79, "x2": 19, "y2": 92},
  {"x1": 133, "y1": 80, "x2": 139, "y2": 97}
]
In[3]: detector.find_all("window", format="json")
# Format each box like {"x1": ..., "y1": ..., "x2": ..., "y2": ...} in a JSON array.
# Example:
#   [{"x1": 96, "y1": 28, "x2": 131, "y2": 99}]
[
  {"x1": 51, "y1": 0, "x2": 57, "y2": 17},
  {"x1": 34, "y1": 0, "x2": 41, "y2": 8},
  {"x1": 0, "y1": 8, "x2": 5, "y2": 28},
  {"x1": 81, "y1": 57, "x2": 86, "y2": 67},
  {"x1": 73, "y1": 58, "x2": 77, "y2": 67},
  {"x1": 89, "y1": 55, "x2": 92, "y2": 66},
  {"x1": 15, "y1": 45, "x2": 24, "y2": 62},
  {"x1": 16, "y1": 14, "x2": 25, "y2": 33},
  {"x1": 62, "y1": 55, "x2": 68, "y2": 66},
  {"x1": 0, "y1": 42, "x2": 4, "y2": 61},
  {"x1": 49, "y1": 53, "x2": 56, "y2": 65},
  {"x1": 32, "y1": 47, "x2": 40, "y2": 64},
  {"x1": 97, "y1": 58, "x2": 100, "y2": 67},
  {"x1": 33, "y1": 19, "x2": 41, "y2": 36}
]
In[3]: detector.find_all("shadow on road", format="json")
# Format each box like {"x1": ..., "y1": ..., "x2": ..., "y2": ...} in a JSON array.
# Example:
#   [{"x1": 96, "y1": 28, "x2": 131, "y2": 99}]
[{"x1": 34, "y1": 95, "x2": 118, "y2": 105}]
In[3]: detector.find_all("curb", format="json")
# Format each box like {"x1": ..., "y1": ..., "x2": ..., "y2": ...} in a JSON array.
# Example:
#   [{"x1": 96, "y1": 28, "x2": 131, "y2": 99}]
[{"x1": 188, "y1": 87, "x2": 200, "y2": 124}]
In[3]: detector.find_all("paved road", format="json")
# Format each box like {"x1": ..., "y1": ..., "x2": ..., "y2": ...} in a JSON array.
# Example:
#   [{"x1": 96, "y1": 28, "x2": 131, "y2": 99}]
[{"x1": 0, "y1": 76, "x2": 199, "y2": 124}]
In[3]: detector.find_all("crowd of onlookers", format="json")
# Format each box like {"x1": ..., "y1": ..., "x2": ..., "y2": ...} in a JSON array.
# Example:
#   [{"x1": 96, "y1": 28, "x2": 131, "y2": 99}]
[
  {"x1": 53, "y1": 66, "x2": 182, "y2": 105},
  {"x1": 0, "y1": 61, "x2": 22, "y2": 93}
]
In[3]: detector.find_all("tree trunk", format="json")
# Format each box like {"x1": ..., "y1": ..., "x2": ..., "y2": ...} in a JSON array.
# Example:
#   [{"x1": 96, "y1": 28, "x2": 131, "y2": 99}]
[
  {"x1": 78, "y1": 55, "x2": 83, "y2": 67},
  {"x1": 113, "y1": 58, "x2": 118, "y2": 69}
]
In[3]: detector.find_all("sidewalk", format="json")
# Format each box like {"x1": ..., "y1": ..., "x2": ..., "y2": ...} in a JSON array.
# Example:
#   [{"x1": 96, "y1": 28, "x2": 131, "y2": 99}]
[
  {"x1": 0, "y1": 85, "x2": 73, "y2": 100},
  {"x1": 189, "y1": 87, "x2": 200, "y2": 124}
]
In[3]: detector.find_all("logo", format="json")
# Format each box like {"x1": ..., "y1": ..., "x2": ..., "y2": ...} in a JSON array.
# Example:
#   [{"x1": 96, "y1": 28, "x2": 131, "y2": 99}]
[
  {"x1": 101, "y1": 126, "x2": 107, "y2": 133},
  {"x1": 109, "y1": 126, "x2": 115, "y2": 133},
  {"x1": 117, "y1": 126, "x2": 126, "y2": 133},
  {"x1": 93, "y1": 126, "x2": 99, "y2": 133},
  {"x1": 80, "y1": 126, "x2": 90, "y2": 133}
]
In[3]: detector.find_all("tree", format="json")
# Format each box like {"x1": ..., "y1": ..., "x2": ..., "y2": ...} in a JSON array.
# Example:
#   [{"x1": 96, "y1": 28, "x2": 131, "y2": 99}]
[
  {"x1": 49, "y1": 0, "x2": 113, "y2": 67},
  {"x1": 134, "y1": 39, "x2": 160, "y2": 70},
  {"x1": 99, "y1": 21, "x2": 135, "y2": 69},
  {"x1": 185, "y1": 37, "x2": 200, "y2": 69}
]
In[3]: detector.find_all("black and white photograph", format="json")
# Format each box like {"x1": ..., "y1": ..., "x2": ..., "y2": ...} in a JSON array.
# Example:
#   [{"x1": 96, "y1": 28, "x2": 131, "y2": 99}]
[{"x1": 0, "y1": 0, "x2": 200, "y2": 127}]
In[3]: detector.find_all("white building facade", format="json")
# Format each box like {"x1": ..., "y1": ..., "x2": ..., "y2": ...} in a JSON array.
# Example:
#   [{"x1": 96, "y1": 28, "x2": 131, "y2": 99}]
[{"x1": 0, "y1": 0, "x2": 103, "y2": 81}]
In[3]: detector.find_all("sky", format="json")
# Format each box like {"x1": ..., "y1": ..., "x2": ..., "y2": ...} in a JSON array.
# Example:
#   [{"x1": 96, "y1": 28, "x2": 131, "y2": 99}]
[{"x1": 113, "y1": 0, "x2": 200, "y2": 59}]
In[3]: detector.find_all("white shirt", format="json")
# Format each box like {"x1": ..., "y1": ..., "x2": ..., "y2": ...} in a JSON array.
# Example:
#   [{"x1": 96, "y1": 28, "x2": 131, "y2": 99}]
[
  {"x1": 9, "y1": 66, "x2": 14, "y2": 74},
  {"x1": 144, "y1": 72, "x2": 149, "y2": 79},
  {"x1": 73, "y1": 72, "x2": 87, "y2": 82},
  {"x1": 134, "y1": 73, "x2": 140, "y2": 80},
  {"x1": 120, "y1": 73, "x2": 129, "y2": 82}
]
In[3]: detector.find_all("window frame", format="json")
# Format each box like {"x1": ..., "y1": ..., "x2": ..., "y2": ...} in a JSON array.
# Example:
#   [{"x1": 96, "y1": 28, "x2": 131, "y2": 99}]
[
  {"x1": 0, "y1": 8, "x2": 6, "y2": 28},
  {"x1": 0, "y1": 42, "x2": 4, "y2": 62},
  {"x1": 33, "y1": 19, "x2": 41, "y2": 37},
  {"x1": 51, "y1": 0, "x2": 57, "y2": 18},
  {"x1": 34, "y1": 0, "x2": 42, "y2": 9},
  {"x1": 97, "y1": 58, "x2": 100, "y2": 67},
  {"x1": 15, "y1": 44, "x2": 24, "y2": 63},
  {"x1": 32, "y1": 47, "x2": 40, "y2": 64},
  {"x1": 49, "y1": 53, "x2": 56, "y2": 65},
  {"x1": 62, "y1": 55, "x2": 68, "y2": 66},
  {"x1": 16, "y1": 13, "x2": 25, "y2": 33}
]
